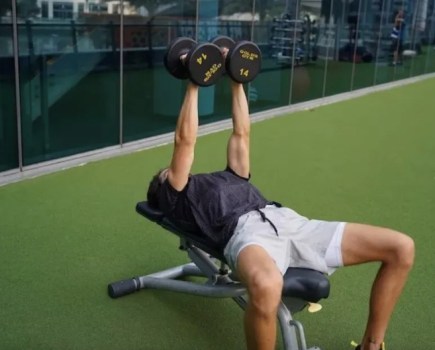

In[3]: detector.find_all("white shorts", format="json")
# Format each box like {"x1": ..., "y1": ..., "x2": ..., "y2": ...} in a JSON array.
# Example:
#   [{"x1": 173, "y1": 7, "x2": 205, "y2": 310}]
[{"x1": 223, "y1": 205, "x2": 346, "y2": 276}]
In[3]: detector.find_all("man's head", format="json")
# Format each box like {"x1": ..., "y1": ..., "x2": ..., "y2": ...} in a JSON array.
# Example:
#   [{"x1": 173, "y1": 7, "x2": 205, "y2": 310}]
[{"x1": 147, "y1": 168, "x2": 169, "y2": 209}]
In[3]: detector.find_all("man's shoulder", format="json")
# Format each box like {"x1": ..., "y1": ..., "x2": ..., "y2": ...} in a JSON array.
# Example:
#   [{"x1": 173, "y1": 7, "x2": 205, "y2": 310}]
[{"x1": 158, "y1": 178, "x2": 188, "y2": 209}]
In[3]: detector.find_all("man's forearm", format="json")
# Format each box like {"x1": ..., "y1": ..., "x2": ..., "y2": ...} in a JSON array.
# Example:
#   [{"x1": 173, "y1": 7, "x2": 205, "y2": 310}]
[
  {"x1": 231, "y1": 82, "x2": 250, "y2": 136},
  {"x1": 175, "y1": 83, "x2": 199, "y2": 145}
]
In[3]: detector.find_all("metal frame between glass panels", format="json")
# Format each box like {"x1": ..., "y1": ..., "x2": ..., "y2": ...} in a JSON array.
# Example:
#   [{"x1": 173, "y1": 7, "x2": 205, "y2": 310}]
[{"x1": 11, "y1": 0, "x2": 23, "y2": 171}]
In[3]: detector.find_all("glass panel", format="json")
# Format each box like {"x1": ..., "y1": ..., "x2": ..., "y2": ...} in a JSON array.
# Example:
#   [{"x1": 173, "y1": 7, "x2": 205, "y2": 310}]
[
  {"x1": 18, "y1": 0, "x2": 120, "y2": 166},
  {"x1": 52, "y1": 2, "x2": 74, "y2": 20},
  {"x1": 122, "y1": 1, "x2": 199, "y2": 143},
  {"x1": 319, "y1": 0, "x2": 337, "y2": 96},
  {"x1": 351, "y1": 0, "x2": 376, "y2": 91},
  {"x1": 323, "y1": 0, "x2": 355, "y2": 97},
  {"x1": 393, "y1": 1, "x2": 412, "y2": 79},
  {"x1": 375, "y1": 1, "x2": 411, "y2": 82},
  {"x1": 197, "y1": 0, "x2": 234, "y2": 124},
  {"x1": 251, "y1": 0, "x2": 293, "y2": 111},
  {"x1": 288, "y1": 0, "x2": 327, "y2": 104},
  {"x1": 425, "y1": 0, "x2": 435, "y2": 73},
  {"x1": 372, "y1": 0, "x2": 390, "y2": 85},
  {"x1": 41, "y1": 1, "x2": 49, "y2": 19},
  {"x1": 373, "y1": 0, "x2": 397, "y2": 84},
  {"x1": 0, "y1": 1, "x2": 19, "y2": 172},
  {"x1": 408, "y1": 0, "x2": 428, "y2": 77}
]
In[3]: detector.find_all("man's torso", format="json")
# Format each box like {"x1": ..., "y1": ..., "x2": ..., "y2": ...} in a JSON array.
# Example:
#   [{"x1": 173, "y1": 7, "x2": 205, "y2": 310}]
[{"x1": 158, "y1": 168, "x2": 269, "y2": 250}]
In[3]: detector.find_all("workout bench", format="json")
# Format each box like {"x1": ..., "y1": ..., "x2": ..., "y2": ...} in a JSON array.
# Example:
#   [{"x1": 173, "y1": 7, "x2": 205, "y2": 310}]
[{"x1": 108, "y1": 201, "x2": 330, "y2": 350}]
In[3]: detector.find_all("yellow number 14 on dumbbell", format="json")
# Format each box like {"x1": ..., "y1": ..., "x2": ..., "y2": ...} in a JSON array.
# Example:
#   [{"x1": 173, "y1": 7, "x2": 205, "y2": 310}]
[
  {"x1": 196, "y1": 53, "x2": 207, "y2": 65},
  {"x1": 239, "y1": 68, "x2": 249, "y2": 77}
]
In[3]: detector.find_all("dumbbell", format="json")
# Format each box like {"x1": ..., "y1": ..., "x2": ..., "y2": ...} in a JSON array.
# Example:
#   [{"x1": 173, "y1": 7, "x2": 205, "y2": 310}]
[
  {"x1": 211, "y1": 36, "x2": 262, "y2": 83},
  {"x1": 164, "y1": 37, "x2": 225, "y2": 87}
]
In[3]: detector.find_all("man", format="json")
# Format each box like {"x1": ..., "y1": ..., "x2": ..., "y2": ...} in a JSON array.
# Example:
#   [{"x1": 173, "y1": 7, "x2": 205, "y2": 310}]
[
  {"x1": 147, "y1": 80, "x2": 414, "y2": 350},
  {"x1": 390, "y1": 9, "x2": 405, "y2": 66}
]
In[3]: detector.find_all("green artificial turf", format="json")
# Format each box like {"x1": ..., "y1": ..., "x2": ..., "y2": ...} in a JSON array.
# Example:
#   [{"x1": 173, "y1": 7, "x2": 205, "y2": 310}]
[{"x1": 1, "y1": 77, "x2": 435, "y2": 349}]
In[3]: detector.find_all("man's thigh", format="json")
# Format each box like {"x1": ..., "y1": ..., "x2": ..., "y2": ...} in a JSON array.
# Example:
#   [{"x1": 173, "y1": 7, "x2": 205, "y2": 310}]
[
  {"x1": 341, "y1": 223, "x2": 411, "y2": 266},
  {"x1": 236, "y1": 244, "x2": 283, "y2": 287}
]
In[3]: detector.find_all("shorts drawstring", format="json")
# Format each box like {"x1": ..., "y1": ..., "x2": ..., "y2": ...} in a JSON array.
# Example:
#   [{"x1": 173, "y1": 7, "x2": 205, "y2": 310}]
[{"x1": 256, "y1": 209, "x2": 279, "y2": 236}]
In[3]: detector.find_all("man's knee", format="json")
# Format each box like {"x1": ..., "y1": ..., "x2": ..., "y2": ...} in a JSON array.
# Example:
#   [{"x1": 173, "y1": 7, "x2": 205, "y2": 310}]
[
  {"x1": 342, "y1": 223, "x2": 415, "y2": 267},
  {"x1": 246, "y1": 268, "x2": 283, "y2": 315},
  {"x1": 390, "y1": 233, "x2": 415, "y2": 269}
]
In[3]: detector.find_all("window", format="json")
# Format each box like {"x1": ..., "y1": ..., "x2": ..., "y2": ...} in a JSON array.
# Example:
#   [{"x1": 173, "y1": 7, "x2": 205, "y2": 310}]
[
  {"x1": 53, "y1": 2, "x2": 73, "y2": 19},
  {"x1": 88, "y1": 4, "x2": 108, "y2": 13},
  {"x1": 41, "y1": 1, "x2": 49, "y2": 18},
  {"x1": 78, "y1": 3, "x2": 84, "y2": 15},
  {"x1": 112, "y1": 4, "x2": 120, "y2": 14}
]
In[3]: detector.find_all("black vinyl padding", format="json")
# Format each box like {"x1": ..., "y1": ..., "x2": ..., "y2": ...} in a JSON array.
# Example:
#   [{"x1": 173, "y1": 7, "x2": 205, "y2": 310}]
[{"x1": 136, "y1": 201, "x2": 330, "y2": 302}]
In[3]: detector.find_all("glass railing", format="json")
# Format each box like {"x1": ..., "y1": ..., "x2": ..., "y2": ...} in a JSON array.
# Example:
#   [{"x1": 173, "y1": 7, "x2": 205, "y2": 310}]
[{"x1": 1, "y1": 0, "x2": 435, "y2": 174}]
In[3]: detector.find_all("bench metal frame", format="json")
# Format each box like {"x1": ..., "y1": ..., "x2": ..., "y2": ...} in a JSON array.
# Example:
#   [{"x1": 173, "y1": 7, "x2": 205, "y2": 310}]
[{"x1": 108, "y1": 202, "x2": 328, "y2": 350}]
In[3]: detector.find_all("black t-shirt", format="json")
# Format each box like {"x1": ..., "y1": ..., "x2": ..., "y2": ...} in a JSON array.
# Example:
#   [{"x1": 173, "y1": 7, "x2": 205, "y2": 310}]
[{"x1": 157, "y1": 168, "x2": 270, "y2": 251}]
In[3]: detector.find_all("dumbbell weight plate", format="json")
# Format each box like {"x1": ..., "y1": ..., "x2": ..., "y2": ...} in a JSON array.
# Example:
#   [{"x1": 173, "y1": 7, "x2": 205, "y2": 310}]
[
  {"x1": 211, "y1": 35, "x2": 235, "y2": 52},
  {"x1": 226, "y1": 41, "x2": 262, "y2": 84},
  {"x1": 185, "y1": 43, "x2": 224, "y2": 87},
  {"x1": 211, "y1": 35, "x2": 235, "y2": 79},
  {"x1": 164, "y1": 37, "x2": 196, "y2": 80}
]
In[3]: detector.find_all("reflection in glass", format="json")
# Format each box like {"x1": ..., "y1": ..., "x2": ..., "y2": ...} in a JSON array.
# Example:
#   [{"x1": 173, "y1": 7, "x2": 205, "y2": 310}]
[
  {"x1": 323, "y1": 0, "x2": 354, "y2": 97},
  {"x1": 0, "y1": 1, "x2": 19, "y2": 172},
  {"x1": 197, "y1": 0, "x2": 261, "y2": 121},
  {"x1": 251, "y1": 0, "x2": 294, "y2": 112},
  {"x1": 123, "y1": 1, "x2": 219, "y2": 142},
  {"x1": 374, "y1": 0, "x2": 435, "y2": 79},
  {"x1": 18, "y1": 0, "x2": 120, "y2": 166},
  {"x1": 350, "y1": 0, "x2": 376, "y2": 91},
  {"x1": 253, "y1": 0, "x2": 330, "y2": 107},
  {"x1": 391, "y1": 1, "x2": 412, "y2": 80},
  {"x1": 408, "y1": 0, "x2": 427, "y2": 77},
  {"x1": 2, "y1": 0, "x2": 435, "y2": 175},
  {"x1": 123, "y1": 1, "x2": 199, "y2": 142},
  {"x1": 285, "y1": 0, "x2": 326, "y2": 104},
  {"x1": 371, "y1": 0, "x2": 408, "y2": 84},
  {"x1": 321, "y1": 0, "x2": 335, "y2": 96},
  {"x1": 372, "y1": 0, "x2": 395, "y2": 84},
  {"x1": 405, "y1": 1, "x2": 434, "y2": 77},
  {"x1": 425, "y1": 0, "x2": 435, "y2": 73}
]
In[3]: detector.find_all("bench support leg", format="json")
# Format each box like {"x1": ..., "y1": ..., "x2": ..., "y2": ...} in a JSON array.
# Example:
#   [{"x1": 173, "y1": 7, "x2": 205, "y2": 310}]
[{"x1": 108, "y1": 243, "x2": 323, "y2": 349}]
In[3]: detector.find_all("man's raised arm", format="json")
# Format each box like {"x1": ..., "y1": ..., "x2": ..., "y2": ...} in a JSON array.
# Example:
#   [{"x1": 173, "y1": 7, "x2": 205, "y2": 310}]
[
  {"x1": 227, "y1": 82, "x2": 251, "y2": 178},
  {"x1": 167, "y1": 83, "x2": 199, "y2": 191}
]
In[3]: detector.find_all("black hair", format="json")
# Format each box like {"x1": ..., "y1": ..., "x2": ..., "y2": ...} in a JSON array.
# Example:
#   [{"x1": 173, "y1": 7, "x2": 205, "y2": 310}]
[{"x1": 147, "y1": 170, "x2": 164, "y2": 209}]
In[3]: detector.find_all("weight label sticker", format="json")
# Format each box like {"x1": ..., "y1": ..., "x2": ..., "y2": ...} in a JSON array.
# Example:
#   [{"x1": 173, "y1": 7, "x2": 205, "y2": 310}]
[
  {"x1": 239, "y1": 49, "x2": 258, "y2": 61},
  {"x1": 203, "y1": 63, "x2": 222, "y2": 83}
]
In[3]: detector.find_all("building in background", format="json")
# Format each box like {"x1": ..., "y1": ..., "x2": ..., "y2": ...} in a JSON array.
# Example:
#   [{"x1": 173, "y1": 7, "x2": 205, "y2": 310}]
[{"x1": 35, "y1": 0, "x2": 136, "y2": 19}]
